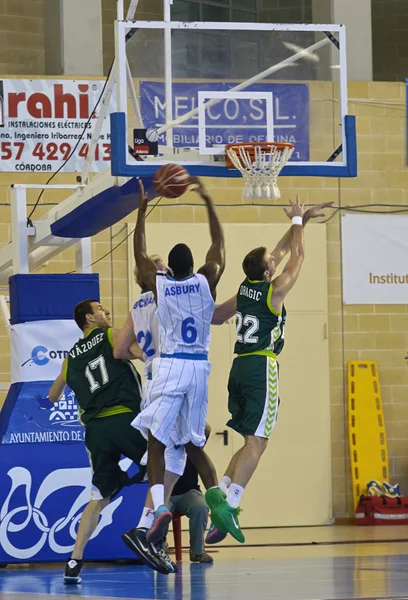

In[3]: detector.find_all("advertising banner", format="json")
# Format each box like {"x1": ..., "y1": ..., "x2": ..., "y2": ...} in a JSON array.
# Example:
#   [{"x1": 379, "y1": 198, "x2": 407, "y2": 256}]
[
  {"x1": 342, "y1": 214, "x2": 408, "y2": 304},
  {"x1": 2, "y1": 382, "x2": 84, "y2": 444},
  {"x1": 0, "y1": 79, "x2": 115, "y2": 173},
  {"x1": 10, "y1": 319, "x2": 81, "y2": 383},
  {"x1": 140, "y1": 81, "x2": 310, "y2": 161},
  {"x1": 0, "y1": 444, "x2": 147, "y2": 562}
]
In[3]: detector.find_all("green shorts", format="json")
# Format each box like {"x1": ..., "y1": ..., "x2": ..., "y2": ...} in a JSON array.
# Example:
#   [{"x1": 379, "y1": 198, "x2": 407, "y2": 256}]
[
  {"x1": 227, "y1": 354, "x2": 280, "y2": 439},
  {"x1": 85, "y1": 412, "x2": 147, "y2": 500}
]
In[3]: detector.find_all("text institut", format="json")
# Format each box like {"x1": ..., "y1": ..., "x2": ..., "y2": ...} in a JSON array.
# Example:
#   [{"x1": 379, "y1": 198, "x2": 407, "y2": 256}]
[{"x1": 369, "y1": 273, "x2": 408, "y2": 284}]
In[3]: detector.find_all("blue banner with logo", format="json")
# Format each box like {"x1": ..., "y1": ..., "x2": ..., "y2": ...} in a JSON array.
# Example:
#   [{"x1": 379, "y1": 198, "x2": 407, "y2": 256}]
[
  {"x1": 140, "y1": 81, "x2": 309, "y2": 161},
  {"x1": 0, "y1": 443, "x2": 147, "y2": 563},
  {"x1": 0, "y1": 273, "x2": 147, "y2": 564},
  {"x1": 2, "y1": 382, "x2": 84, "y2": 444}
]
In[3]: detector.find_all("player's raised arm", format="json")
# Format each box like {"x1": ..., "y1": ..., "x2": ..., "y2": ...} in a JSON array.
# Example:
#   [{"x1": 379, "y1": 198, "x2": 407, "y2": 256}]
[
  {"x1": 212, "y1": 295, "x2": 237, "y2": 325},
  {"x1": 193, "y1": 177, "x2": 225, "y2": 298},
  {"x1": 49, "y1": 357, "x2": 68, "y2": 403},
  {"x1": 270, "y1": 196, "x2": 305, "y2": 314},
  {"x1": 134, "y1": 179, "x2": 158, "y2": 298},
  {"x1": 270, "y1": 201, "x2": 333, "y2": 268}
]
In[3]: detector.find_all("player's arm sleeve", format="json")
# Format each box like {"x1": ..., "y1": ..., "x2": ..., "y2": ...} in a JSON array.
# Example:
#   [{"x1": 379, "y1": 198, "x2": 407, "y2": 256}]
[{"x1": 49, "y1": 357, "x2": 68, "y2": 403}]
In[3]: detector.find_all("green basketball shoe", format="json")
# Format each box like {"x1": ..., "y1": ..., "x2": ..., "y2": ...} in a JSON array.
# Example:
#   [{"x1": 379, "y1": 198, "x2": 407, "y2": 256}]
[
  {"x1": 205, "y1": 487, "x2": 226, "y2": 512},
  {"x1": 211, "y1": 501, "x2": 245, "y2": 544}
]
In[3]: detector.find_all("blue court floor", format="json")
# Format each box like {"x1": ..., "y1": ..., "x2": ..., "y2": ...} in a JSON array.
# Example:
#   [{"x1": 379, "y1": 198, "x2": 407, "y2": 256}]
[{"x1": 2, "y1": 527, "x2": 408, "y2": 600}]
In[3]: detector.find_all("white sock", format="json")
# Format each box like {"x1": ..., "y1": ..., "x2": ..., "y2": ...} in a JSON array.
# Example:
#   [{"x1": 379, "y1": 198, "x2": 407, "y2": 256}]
[
  {"x1": 227, "y1": 483, "x2": 244, "y2": 509},
  {"x1": 137, "y1": 506, "x2": 154, "y2": 530},
  {"x1": 219, "y1": 476, "x2": 232, "y2": 495},
  {"x1": 151, "y1": 484, "x2": 165, "y2": 511}
]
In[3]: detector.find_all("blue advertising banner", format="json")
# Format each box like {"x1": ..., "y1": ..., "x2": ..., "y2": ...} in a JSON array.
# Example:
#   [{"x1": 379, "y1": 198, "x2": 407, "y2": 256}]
[
  {"x1": 0, "y1": 443, "x2": 147, "y2": 563},
  {"x1": 2, "y1": 382, "x2": 84, "y2": 444},
  {"x1": 140, "y1": 81, "x2": 310, "y2": 161}
]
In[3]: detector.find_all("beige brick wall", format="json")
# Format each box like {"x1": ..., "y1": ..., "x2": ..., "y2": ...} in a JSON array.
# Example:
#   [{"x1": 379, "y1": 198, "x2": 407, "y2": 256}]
[
  {"x1": 0, "y1": 0, "x2": 164, "y2": 77},
  {"x1": 0, "y1": 80, "x2": 407, "y2": 519},
  {"x1": 0, "y1": 0, "x2": 45, "y2": 75},
  {"x1": 102, "y1": 0, "x2": 163, "y2": 75}
]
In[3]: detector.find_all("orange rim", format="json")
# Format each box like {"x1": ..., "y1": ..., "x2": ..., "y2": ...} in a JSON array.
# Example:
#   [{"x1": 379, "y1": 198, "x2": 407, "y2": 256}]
[{"x1": 225, "y1": 142, "x2": 294, "y2": 169}]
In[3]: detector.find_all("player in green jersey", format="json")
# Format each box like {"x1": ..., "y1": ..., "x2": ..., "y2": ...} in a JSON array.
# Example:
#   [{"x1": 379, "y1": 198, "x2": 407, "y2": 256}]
[
  {"x1": 49, "y1": 299, "x2": 147, "y2": 583},
  {"x1": 206, "y1": 197, "x2": 333, "y2": 543}
]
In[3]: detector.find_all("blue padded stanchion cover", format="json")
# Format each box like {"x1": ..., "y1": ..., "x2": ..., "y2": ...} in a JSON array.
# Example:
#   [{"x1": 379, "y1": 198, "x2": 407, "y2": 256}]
[
  {"x1": 50, "y1": 177, "x2": 155, "y2": 239},
  {"x1": 9, "y1": 274, "x2": 100, "y2": 324}
]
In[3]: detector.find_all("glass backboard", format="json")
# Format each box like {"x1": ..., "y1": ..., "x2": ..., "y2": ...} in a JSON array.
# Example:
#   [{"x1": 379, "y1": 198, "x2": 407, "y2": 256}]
[{"x1": 111, "y1": 21, "x2": 356, "y2": 179}]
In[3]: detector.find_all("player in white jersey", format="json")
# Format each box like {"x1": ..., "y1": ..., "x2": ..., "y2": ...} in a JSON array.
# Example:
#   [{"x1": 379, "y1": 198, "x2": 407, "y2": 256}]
[
  {"x1": 130, "y1": 260, "x2": 192, "y2": 482},
  {"x1": 114, "y1": 255, "x2": 186, "y2": 573},
  {"x1": 115, "y1": 248, "x2": 224, "y2": 571},
  {"x1": 131, "y1": 262, "x2": 160, "y2": 383},
  {"x1": 132, "y1": 177, "x2": 226, "y2": 544}
]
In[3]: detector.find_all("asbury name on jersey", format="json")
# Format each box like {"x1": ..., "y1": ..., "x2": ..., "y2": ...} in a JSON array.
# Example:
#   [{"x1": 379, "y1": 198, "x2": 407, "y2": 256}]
[
  {"x1": 156, "y1": 272, "x2": 214, "y2": 356},
  {"x1": 234, "y1": 279, "x2": 286, "y2": 356},
  {"x1": 131, "y1": 290, "x2": 159, "y2": 376}
]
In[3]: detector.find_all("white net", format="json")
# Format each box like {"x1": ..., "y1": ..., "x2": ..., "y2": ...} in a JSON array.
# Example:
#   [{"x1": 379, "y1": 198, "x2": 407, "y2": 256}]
[{"x1": 226, "y1": 143, "x2": 294, "y2": 200}]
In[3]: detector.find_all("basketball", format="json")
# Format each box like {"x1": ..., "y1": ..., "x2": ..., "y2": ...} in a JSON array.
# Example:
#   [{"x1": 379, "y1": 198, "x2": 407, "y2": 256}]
[{"x1": 153, "y1": 164, "x2": 190, "y2": 199}]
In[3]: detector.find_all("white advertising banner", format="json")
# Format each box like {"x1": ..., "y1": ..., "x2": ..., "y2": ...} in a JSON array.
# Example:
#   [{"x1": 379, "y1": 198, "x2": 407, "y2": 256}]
[
  {"x1": 342, "y1": 214, "x2": 408, "y2": 304},
  {"x1": 10, "y1": 319, "x2": 81, "y2": 383},
  {"x1": 0, "y1": 79, "x2": 116, "y2": 173}
]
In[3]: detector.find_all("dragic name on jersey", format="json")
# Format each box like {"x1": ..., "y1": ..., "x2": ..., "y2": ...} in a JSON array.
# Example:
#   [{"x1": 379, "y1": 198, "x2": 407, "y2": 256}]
[
  {"x1": 235, "y1": 279, "x2": 286, "y2": 357},
  {"x1": 239, "y1": 285, "x2": 262, "y2": 301}
]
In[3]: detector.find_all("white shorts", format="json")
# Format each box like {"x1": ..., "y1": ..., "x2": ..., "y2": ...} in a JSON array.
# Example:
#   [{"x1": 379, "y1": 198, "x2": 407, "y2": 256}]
[
  {"x1": 142, "y1": 376, "x2": 153, "y2": 411},
  {"x1": 133, "y1": 357, "x2": 211, "y2": 447},
  {"x1": 136, "y1": 372, "x2": 187, "y2": 477},
  {"x1": 139, "y1": 444, "x2": 187, "y2": 477}
]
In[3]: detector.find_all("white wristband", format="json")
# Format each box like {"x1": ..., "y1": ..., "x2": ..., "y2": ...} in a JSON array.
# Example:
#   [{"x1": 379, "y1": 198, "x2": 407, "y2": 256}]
[{"x1": 292, "y1": 216, "x2": 303, "y2": 226}]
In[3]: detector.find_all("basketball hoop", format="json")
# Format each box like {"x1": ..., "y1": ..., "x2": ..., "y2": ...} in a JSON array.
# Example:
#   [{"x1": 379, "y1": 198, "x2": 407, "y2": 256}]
[{"x1": 226, "y1": 142, "x2": 294, "y2": 200}]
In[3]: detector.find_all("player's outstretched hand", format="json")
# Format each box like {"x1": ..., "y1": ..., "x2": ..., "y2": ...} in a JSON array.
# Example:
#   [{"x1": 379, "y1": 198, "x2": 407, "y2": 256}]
[
  {"x1": 304, "y1": 201, "x2": 334, "y2": 224},
  {"x1": 189, "y1": 176, "x2": 208, "y2": 199},
  {"x1": 138, "y1": 179, "x2": 148, "y2": 212},
  {"x1": 283, "y1": 195, "x2": 305, "y2": 220}
]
